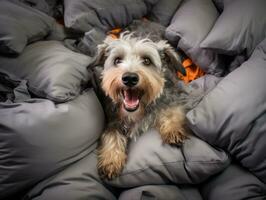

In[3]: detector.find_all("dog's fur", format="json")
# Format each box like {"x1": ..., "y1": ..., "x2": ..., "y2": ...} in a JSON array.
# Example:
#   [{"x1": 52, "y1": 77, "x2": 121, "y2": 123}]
[{"x1": 91, "y1": 33, "x2": 193, "y2": 180}]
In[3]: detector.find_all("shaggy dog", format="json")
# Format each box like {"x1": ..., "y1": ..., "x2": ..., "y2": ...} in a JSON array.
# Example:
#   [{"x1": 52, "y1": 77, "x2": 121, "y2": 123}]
[{"x1": 91, "y1": 33, "x2": 192, "y2": 180}]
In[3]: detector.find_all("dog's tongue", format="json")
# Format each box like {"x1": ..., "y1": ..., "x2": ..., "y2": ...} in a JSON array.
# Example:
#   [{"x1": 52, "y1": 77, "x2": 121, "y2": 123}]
[{"x1": 124, "y1": 89, "x2": 139, "y2": 109}]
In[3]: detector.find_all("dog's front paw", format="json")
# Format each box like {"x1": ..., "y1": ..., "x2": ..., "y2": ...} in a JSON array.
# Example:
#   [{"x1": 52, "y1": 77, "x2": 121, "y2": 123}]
[
  {"x1": 160, "y1": 127, "x2": 188, "y2": 145},
  {"x1": 97, "y1": 150, "x2": 126, "y2": 180},
  {"x1": 97, "y1": 129, "x2": 128, "y2": 180},
  {"x1": 157, "y1": 106, "x2": 188, "y2": 145}
]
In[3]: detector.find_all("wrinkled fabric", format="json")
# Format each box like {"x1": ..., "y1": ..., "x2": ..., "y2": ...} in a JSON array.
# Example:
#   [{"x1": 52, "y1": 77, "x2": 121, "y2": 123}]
[
  {"x1": 0, "y1": 0, "x2": 56, "y2": 55},
  {"x1": 0, "y1": 41, "x2": 93, "y2": 102},
  {"x1": 201, "y1": 0, "x2": 266, "y2": 57},
  {"x1": 0, "y1": 88, "x2": 105, "y2": 199},
  {"x1": 64, "y1": 0, "x2": 154, "y2": 32},
  {"x1": 107, "y1": 129, "x2": 230, "y2": 187},
  {"x1": 165, "y1": 0, "x2": 224, "y2": 76},
  {"x1": 25, "y1": 152, "x2": 116, "y2": 200},
  {"x1": 187, "y1": 38, "x2": 266, "y2": 183},
  {"x1": 119, "y1": 185, "x2": 203, "y2": 200},
  {"x1": 201, "y1": 164, "x2": 266, "y2": 200}
]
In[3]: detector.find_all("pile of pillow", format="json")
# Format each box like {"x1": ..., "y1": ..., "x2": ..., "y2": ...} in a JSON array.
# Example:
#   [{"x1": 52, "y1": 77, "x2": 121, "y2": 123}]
[
  {"x1": 187, "y1": 37, "x2": 266, "y2": 183},
  {"x1": 0, "y1": 86, "x2": 105, "y2": 198},
  {"x1": 0, "y1": 0, "x2": 60, "y2": 55},
  {"x1": 108, "y1": 129, "x2": 230, "y2": 187},
  {"x1": 63, "y1": 0, "x2": 158, "y2": 32},
  {"x1": 0, "y1": 41, "x2": 93, "y2": 102},
  {"x1": 165, "y1": 0, "x2": 266, "y2": 76},
  {"x1": 0, "y1": 2, "x2": 107, "y2": 198},
  {"x1": 0, "y1": 1, "x2": 95, "y2": 103},
  {"x1": 164, "y1": 0, "x2": 266, "y2": 183}
]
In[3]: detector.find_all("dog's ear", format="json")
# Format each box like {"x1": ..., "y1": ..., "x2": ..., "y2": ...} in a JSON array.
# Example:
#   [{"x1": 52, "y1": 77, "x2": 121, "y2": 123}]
[{"x1": 157, "y1": 41, "x2": 186, "y2": 76}]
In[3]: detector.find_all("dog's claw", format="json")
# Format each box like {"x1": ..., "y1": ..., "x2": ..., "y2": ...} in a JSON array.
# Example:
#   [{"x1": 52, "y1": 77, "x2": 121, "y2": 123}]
[
  {"x1": 97, "y1": 150, "x2": 126, "y2": 180},
  {"x1": 98, "y1": 160, "x2": 125, "y2": 180},
  {"x1": 97, "y1": 129, "x2": 127, "y2": 180},
  {"x1": 157, "y1": 106, "x2": 188, "y2": 145},
  {"x1": 161, "y1": 129, "x2": 188, "y2": 145}
]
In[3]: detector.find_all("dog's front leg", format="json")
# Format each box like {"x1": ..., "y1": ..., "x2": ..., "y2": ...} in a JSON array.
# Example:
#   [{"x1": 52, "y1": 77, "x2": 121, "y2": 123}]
[
  {"x1": 97, "y1": 128, "x2": 127, "y2": 180},
  {"x1": 156, "y1": 106, "x2": 188, "y2": 144}
]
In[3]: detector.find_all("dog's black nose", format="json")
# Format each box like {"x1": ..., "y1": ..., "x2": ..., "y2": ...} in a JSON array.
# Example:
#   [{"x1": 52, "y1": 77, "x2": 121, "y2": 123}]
[{"x1": 122, "y1": 72, "x2": 139, "y2": 87}]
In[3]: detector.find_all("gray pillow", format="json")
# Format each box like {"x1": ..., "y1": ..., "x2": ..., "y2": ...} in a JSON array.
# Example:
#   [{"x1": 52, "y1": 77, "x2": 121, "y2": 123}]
[
  {"x1": 165, "y1": 0, "x2": 224, "y2": 76},
  {"x1": 25, "y1": 152, "x2": 117, "y2": 200},
  {"x1": 0, "y1": 88, "x2": 105, "y2": 199},
  {"x1": 211, "y1": 0, "x2": 232, "y2": 12},
  {"x1": 108, "y1": 129, "x2": 230, "y2": 187},
  {"x1": 17, "y1": 0, "x2": 60, "y2": 17},
  {"x1": 211, "y1": 0, "x2": 234, "y2": 12},
  {"x1": 119, "y1": 185, "x2": 203, "y2": 200},
  {"x1": 0, "y1": 0, "x2": 56, "y2": 55},
  {"x1": 187, "y1": 38, "x2": 266, "y2": 183},
  {"x1": 64, "y1": 0, "x2": 153, "y2": 32},
  {"x1": 0, "y1": 41, "x2": 92, "y2": 102},
  {"x1": 211, "y1": 0, "x2": 223, "y2": 11},
  {"x1": 201, "y1": 0, "x2": 266, "y2": 57},
  {"x1": 148, "y1": 0, "x2": 183, "y2": 26},
  {"x1": 201, "y1": 164, "x2": 266, "y2": 200}
]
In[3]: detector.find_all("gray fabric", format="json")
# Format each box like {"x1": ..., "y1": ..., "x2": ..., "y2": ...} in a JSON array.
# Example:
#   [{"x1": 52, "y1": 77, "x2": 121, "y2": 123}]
[
  {"x1": 64, "y1": 0, "x2": 153, "y2": 32},
  {"x1": 0, "y1": 88, "x2": 105, "y2": 199},
  {"x1": 0, "y1": 0, "x2": 56, "y2": 55},
  {"x1": 148, "y1": 0, "x2": 183, "y2": 26},
  {"x1": 17, "y1": 0, "x2": 53, "y2": 16},
  {"x1": 0, "y1": 41, "x2": 92, "y2": 102},
  {"x1": 125, "y1": 19, "x2": 166, "y2": 42},
  {"x1": 179, "y1": 186, "x2": 203, "y2": 200},
  {"x1": 66, "y1": 19, "x2": 167, "y2": 61},
  {"x1": 77, "y1": 28, "x2": 106, "y2": 57},
  {"x1": 201, "y1": 0, "x2": 266, "y2": 57},
  {"x1": 189, "y1": 74, "x2": 222, "y2": 94},
  {"x1": 187, "y1": 38, "x2": 266, "y2": 183},
  {"x1": 201, "y1": 164, "x2": 266, "y2": 200},
  {"x1": 211, "y1": 0, "x2": 224, "y2": 11},
  {"x1": 119, "y1": 185, "x2": 202, "y2": 200},
  {"x1": 165, "y1": 0, "x2": 224, "y2": 76},
  {"x1": 25, "y1": 152, "x2": 116, "y2": 200},
  {"x1": 16, "y1": 0, "x2": 62, "y2": 18},
  {"x1": 0, "y1": 75, "x2": 31, "y2": 104},
  {"x1": 45, "y1": 23, "x2": 68, "y2": 41},
  {"x1": 107, "y1": 129, "x2": 230, "y2": 187},
  {"x1": 64, "y1": 28, "x2": 107, "y2": 57},
  {"x1": 212, "y1": 0, "x2": 233, "y2": 12},
  {"x1": 227, "y1": 53, "x2": 247, "y2": 72}
]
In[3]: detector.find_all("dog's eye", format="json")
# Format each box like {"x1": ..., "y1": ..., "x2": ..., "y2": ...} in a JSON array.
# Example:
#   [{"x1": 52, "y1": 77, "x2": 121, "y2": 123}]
[
  {"x1": 114, "y1": 57, "x2": 122, "y2": 65},
  {"x1": 143, "y1": 57, "x2": 151, "y2": 66}
]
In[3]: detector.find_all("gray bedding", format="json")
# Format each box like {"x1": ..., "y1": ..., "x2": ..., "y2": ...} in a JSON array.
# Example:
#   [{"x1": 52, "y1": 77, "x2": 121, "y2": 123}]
[
  {"x1": 0, "y1": 0, "x2": 60, "y2": 55},
  {"x1": 201, "y1": 164, "x2": 266, "y2": 200},
  {"x1": 0, "y1": 41, "x2": 92, "y2": 102},
  {"x1": 165, "y1": 0, "x2": 224, "y2": 76},
  {"x1": 0, "y1": 0, "x2": 266, "y2": 199},
  {"x1": 63, "y1": 0, "x2": 156, "y2": 32},
  {"x1": 187, "y1": 38, "x2": 266, "y2": 183},
  {"x1": 0, "y1": 76, "x2": 104, "y2": 199},
  {"x1": 108, "y1": 130, "x2": 229, "y2": 187}
]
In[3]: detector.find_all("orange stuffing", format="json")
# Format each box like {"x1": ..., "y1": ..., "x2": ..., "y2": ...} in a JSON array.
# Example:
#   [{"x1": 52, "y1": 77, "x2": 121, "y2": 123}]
[
  {"x1": 177, "y1": 58, "x2": 205, "y2": 84},
  {"x1": 108, "y1": 28, "x2": 122, "y2": 39}
]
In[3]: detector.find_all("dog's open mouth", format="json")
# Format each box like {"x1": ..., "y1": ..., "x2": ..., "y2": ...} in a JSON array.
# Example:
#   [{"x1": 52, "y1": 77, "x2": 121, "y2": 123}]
[{"x1": 122, "y1": 89, "x2": 141, "y2": 112}]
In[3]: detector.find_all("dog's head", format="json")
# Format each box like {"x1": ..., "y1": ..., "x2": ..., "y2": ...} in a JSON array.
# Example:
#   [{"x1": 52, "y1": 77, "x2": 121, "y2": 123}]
[{"x1": 94, "y1": 33, "x2": 185, "y2": 119}]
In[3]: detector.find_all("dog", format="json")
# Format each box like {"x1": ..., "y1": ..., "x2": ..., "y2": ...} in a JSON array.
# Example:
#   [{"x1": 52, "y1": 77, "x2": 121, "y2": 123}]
[{"x1": 90, "y1": 32, "x2": 192, "y2": 180}]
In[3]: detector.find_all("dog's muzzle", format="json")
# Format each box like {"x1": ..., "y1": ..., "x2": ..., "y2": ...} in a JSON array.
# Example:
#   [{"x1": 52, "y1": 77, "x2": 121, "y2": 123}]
[{"x1": 121, "y1": 72, "x2": 141, "y2": 112}]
